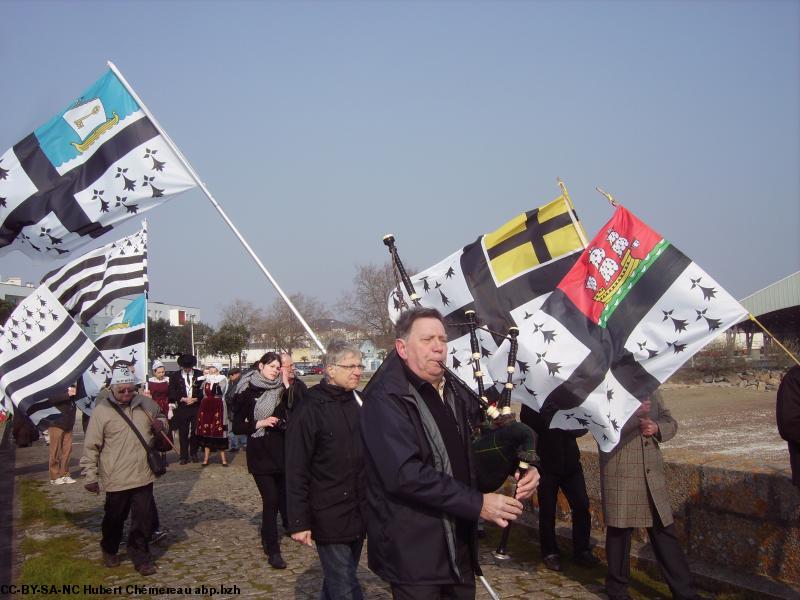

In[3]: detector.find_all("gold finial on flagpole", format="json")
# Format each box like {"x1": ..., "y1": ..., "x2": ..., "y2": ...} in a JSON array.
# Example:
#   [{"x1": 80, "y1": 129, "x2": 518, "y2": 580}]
[
  {"x1": 557, "y1": 177, "x2": 574, "y2": 209},
  {"x1": 595, "y1": 187, "x2": 618, "y2": 207}
]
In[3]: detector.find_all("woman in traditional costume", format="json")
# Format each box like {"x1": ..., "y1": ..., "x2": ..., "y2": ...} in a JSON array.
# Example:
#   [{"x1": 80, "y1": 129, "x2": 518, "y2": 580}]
[
  {"x1": 147, "y1": 360, "x2": 171, "y2": 421},
  {"x1": 232, "y1": 352, "x2": 289, "y2": 569},
  {"x1": 195, "y1": 363, "x2": 229, "y2": 466}
]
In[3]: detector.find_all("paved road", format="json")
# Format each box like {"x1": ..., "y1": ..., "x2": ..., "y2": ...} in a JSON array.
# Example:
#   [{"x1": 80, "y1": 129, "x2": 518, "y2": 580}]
[{"x1": 9, "y1": 430, "x2": 609, "y2": 600}]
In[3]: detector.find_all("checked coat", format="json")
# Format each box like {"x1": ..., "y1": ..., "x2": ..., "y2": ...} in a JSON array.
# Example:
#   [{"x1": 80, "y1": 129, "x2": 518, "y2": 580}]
[{"x1": 598, "y1": 390, "x2": 677, "y2": 528}]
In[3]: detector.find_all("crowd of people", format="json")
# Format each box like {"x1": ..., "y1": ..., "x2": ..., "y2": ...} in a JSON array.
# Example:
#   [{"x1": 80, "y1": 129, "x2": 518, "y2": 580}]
[{"x1": 12, "y1": 306, "x2": 798, "y2": 599}]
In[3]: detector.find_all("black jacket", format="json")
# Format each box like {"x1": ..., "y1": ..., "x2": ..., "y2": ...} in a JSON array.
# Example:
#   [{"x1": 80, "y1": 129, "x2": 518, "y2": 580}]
[
  {"x1": 777, "y1": 365, "x2": 800, "y2": 486},
  {"x1": 360, "y1": 352, "x2": 483, "y2": 585},
  {"x1": 233, "y1": 380, "x2": 305, "y2": 475},
  {"x1": 520, "y1": 404, "x2": 586, "y2": 476},
  {"x1": 168, "y1": 368, "x2": 204, "y2": 415},
  {"x1": 48, "y1": 392, "x2": 77, "y2": 432},
  {"x1": 286, "y1": 381, "x2": 366, "y2": 543}
]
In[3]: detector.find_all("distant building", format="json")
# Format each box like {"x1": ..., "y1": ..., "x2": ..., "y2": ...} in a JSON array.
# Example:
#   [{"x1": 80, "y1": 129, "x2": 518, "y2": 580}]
[{"x1": 0, "y1": 276, "x2": 36, "y2": 306}]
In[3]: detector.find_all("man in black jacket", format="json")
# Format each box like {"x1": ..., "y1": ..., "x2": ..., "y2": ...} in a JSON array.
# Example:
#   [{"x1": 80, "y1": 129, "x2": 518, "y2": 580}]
[
  {"x1": 777, "y1": 365, "x2": 800, "y2": 486},
  {"x1": 361, "y1": 308, "x2": 540, "y2": 600},
  {"x1": 168, "y1": 354, "x2": 203, "y2": 464},
  {"x1": 286, "y1": 340, "x2": 366, "y2": 599},
  {"x1": 520, "y1": 405, "x2": 597, "y2": 571}
]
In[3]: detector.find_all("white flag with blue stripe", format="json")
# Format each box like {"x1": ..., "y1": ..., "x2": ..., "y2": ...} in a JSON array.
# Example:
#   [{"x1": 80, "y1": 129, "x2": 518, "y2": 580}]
[{"x1": 0, "y1": 68, "x2": 195, "y2": 259}]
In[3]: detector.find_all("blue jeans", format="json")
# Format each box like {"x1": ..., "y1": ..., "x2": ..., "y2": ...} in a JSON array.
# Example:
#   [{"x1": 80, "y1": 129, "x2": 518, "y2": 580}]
[
  {"x1": 228, "y1": 431, "x2": 247, "y2": 449},
  {"x1": 316, "y1": 538, "x2": 364, "y2": 600}
]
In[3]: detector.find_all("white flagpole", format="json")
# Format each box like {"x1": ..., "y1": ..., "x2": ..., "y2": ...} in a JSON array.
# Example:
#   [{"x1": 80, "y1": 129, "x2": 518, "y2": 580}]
[{"x1": 107, "y1": 61, "x2": 326, "y2": 353}]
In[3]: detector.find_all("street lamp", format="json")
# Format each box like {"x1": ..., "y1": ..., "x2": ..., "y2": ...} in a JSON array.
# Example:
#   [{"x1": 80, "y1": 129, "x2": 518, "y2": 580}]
[{"x1": 188, "y1": 314, "x2": 196, "y2": 357}]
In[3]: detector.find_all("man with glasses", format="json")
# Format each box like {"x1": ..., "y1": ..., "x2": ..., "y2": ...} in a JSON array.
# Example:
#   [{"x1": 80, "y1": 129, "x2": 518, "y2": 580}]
[
  {"x1": 280, "y1": 352, "x2": 308, "y2": 412},
  {"x1": 286, "y1": 340, "x2": 366, "y2": 599},
  {"x1": 360, "y1": 307, "x2": 539, "y2": 600},
  {"x1": 79, "y1": 366, "x2": 168, "y2": 576}
]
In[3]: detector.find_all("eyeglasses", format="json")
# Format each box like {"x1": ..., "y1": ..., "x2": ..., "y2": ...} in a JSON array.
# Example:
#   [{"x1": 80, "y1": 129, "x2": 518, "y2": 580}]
[
  {"x1": 335, "y1": 364, "x2": 365, "y2": 371},
  {"x1": 116, "y1": 387, "x2": 136, "y2": 394}
]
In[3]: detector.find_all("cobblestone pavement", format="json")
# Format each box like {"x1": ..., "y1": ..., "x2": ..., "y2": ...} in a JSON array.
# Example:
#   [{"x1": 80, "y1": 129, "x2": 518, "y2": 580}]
[{"x1": 12, "y1": 432, "x2": 609, "y2": 599}]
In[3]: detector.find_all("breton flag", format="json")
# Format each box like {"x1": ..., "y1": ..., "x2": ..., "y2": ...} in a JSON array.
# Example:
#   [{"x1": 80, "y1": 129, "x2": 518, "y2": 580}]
[
  {"x1": 76, "y1": 293, "x2": 147, "y2": 416},
  {"x1": 388, "y1": 194, "x2": 587, "y2": 390},
  {"x1": 41, "y1": 225, "x2": 147, "y2": 324},
  {"x1": 506, "y1": 205, "x2": 748, "y2": 451},
  {"x1": 0, "y1": 285, "x2": 102, "y2": 427},
  {"x1": 0, "y1": 68, "x2": 195, "y2": 259}
]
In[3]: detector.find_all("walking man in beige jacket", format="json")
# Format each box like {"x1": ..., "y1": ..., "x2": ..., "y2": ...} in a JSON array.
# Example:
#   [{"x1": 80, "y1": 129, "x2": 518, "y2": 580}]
[{"x1": 80, "y1": 366, "x2": 167, "y2": 576}]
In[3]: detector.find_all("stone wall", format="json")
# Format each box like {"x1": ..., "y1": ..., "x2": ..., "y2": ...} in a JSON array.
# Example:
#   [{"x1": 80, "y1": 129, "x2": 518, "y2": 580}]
[
  {"x1": 524, "y1": 449, "x2": 800, "y2": 592},
  {"x1": 669, "y1": 368, "x2": 786, "y2": 392}
]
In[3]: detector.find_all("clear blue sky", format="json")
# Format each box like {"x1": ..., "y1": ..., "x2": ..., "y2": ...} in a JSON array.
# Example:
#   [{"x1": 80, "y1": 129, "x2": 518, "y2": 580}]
[{"x1": 2, "y1": 1, "x2": 798, "y2": 326}]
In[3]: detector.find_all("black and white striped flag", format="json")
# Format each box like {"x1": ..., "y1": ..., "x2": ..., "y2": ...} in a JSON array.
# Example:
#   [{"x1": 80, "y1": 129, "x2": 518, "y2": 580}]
[
  {"x1": 40, "y1": 226, "x2": 147, "y2": 324},
  {"x1": 0, "y1": 285, "x2": 102, "y2": 427}
]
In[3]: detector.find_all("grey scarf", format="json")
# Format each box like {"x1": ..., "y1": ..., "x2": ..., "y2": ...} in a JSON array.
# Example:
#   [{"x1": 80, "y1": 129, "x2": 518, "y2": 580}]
[{"x1": 250, "y1": 376, "x2": 284, "y2": 438}]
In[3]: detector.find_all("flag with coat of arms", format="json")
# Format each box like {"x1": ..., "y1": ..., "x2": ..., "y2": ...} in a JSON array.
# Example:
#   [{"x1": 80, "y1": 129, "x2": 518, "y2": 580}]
[
  {"x1": 496, "y1": 205, "x2": 748, "y2": 451},
  {"x1": 0, "y1": 67, "x2": 195, "y2": 259}
]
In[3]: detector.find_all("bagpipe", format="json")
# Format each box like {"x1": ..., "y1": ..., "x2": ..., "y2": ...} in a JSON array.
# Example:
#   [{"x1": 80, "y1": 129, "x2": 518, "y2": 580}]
[{"x1": 383, "y1": 234, "x2": 539, "y2": 561}]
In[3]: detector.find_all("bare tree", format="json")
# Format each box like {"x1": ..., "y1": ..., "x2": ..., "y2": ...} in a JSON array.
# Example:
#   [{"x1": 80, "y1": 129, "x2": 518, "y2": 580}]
[
  {"x1": 337, "y1": 262, "x2": 401, "y2": 351},
  {"x1": 258, "y1": 293, "x2": 329, "y2": 355},
  {"x1": 219, "y1": 299, "x2": 264, "y2": 337}
]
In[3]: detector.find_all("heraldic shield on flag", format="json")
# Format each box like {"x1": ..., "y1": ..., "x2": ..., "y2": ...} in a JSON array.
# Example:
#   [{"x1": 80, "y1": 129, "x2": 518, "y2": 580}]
[
  {"x1": 515, "y1": 206, "x2": 748, "y2": 452},
  {"x1": 387, "y1": 194, "x2": 586, "y2": 394},
  {"x1": 0, "y1": 69, "x2": 196, "y2": 259}
]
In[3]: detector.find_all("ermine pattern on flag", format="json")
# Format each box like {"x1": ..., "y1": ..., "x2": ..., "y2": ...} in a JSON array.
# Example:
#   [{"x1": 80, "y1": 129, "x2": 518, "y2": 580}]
[
  {"x1": 41, "y1": 227, "x2": 147, "y2": 324},
  {"x1": 0, "y1": 285, "x2": 102, "y2": 427}
]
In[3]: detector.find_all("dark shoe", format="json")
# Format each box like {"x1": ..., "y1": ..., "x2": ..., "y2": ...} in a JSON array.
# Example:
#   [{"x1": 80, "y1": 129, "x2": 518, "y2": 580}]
[
  {"x1": 150, "y1": 529, "x2": 168, "y2": 544},
  {"x1": 268, "y1": 554, "x2": 287, "y2": 569},
  {"x1": 179, "y1": 459, "x2": 188, "y2": 465},
  {"x1": 102, "y1": 551, "x2": 120, "y2": 568},
  {"x1": 222, "y1": 463, "x2": 229, "y2": 467},
  {"x1": 135, "y1": 562, "x2": 157, "y2": 576},
  {"x1": 201, "y1": 462, "x2": 209, "y2": 467},
  {"x1": 543, "y1": 553, "x2": 562, "y2": 572},
  {"x1": 574, "y1": 549, "x2": 601, "y2": 567},
  {"x1": 229, "y1": 447, "x2": 239, "y2": 453},
  {"x1": 190, "y1": 455, "x2": 199, "y2": 463}
]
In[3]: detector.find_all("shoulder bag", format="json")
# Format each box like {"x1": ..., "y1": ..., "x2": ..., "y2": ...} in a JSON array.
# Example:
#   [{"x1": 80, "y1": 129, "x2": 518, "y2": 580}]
[{"x1": 109, "y1": 401, "x2": 167, "y2": 477}]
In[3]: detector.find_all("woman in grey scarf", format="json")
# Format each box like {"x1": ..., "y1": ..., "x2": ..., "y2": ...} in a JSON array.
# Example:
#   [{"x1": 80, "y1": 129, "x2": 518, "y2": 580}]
[{"x1": 232, "y1": 352, "x2": 290, "y2": 569}]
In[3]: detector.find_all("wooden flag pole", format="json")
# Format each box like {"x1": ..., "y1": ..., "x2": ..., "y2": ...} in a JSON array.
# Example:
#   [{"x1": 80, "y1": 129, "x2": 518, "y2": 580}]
[
  {"x1": 107, "y1": 61, "x2": 325, "y2": 353},
  {"x1": 748, "y1": 314, "x2": 800, "y2": 367},
  {"x1": 557, "y1": 178, "x2": 589, "y2": 248}
]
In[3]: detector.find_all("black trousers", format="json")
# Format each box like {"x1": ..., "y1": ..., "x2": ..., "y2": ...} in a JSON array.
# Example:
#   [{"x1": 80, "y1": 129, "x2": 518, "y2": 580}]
[
  {"x1": 173, "y1": 408, "x2": 199, "y2": 460},
  {"x1": 252, "y1": 473, "x2": 287, "y2": 556},
  {"x1": 101, "y1": 483, "x2": 154, "y2": 567},
  {"x1": 606, "y1": 517, "x2": 700, "y2": 600},
  {"x1": 537, "y1": 466, "x2": 592, "y2": 557},
  {"x1": 391, "y1": 582, "x2": 475, "y2": 600}
]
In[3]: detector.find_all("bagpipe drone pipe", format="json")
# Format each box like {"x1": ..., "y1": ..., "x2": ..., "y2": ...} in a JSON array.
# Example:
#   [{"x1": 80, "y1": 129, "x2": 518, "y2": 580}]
[{"x1": 381, "y1": 235, "x2": 539, "y2": 494}]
